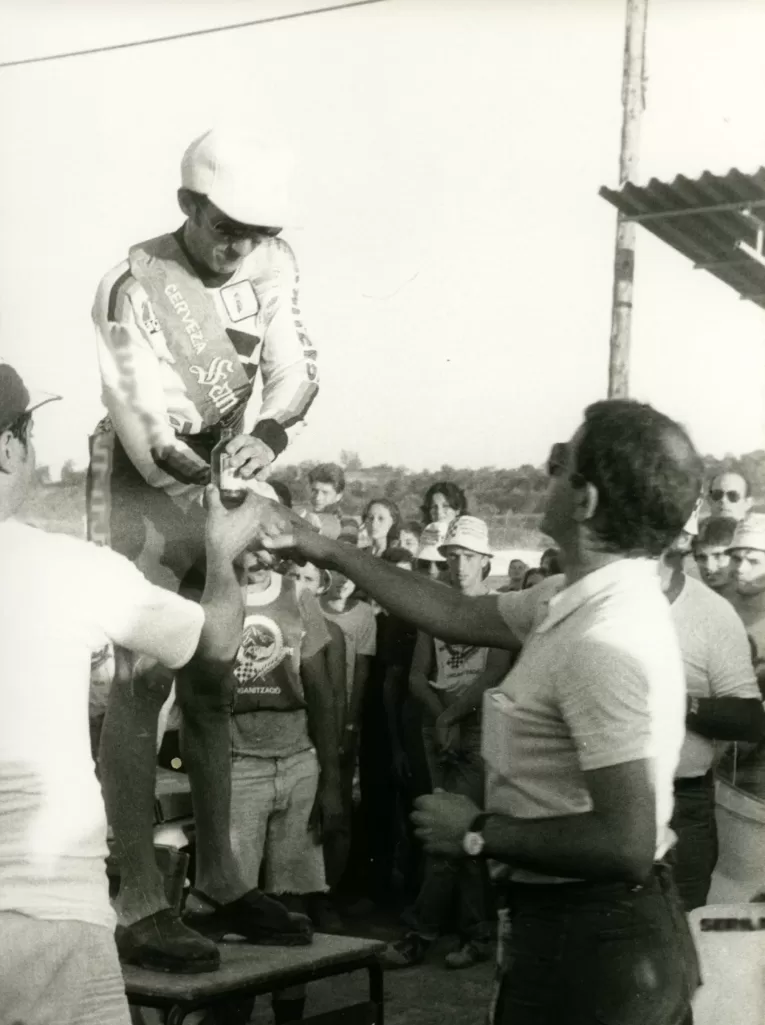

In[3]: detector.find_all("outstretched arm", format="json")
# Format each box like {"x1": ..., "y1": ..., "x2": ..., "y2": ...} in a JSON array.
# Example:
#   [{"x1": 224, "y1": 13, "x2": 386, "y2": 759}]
[{"x1": 252, "y1": 503, "x2": 523, "y2": 651}]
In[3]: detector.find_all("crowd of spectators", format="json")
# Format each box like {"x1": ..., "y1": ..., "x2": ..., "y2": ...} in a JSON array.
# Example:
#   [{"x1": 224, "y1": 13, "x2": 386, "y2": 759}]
[{"x1": 88, "y1": 460, "x2": 765, "y2": 1004}]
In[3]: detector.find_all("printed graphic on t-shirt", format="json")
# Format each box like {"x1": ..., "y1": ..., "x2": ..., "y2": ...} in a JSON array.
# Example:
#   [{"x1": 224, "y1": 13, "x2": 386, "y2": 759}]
[
  {"x1": 234, "y1": 614, "x2": 293, "y2": 685},
  {"x1": 442, "y1": 644, "x2": 480, "y2": 670}
]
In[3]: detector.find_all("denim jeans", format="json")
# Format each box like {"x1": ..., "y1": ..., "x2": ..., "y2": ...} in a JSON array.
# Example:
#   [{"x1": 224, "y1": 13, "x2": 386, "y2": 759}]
[
  {"x1": 669, "y1": 772, "x2": 718, "y2": 912},
  {"x1": 410, "y1": 725, "x2": 492, "y2": 943},
  {"x1": 489, "y1": 863, "x2": 700, "y2": 1025}
]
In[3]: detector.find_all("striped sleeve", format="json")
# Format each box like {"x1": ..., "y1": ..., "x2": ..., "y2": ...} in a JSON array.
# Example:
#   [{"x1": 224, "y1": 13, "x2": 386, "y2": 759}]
[{"x1": 251, "y1": 239, "x2": 319, "y2": 456}]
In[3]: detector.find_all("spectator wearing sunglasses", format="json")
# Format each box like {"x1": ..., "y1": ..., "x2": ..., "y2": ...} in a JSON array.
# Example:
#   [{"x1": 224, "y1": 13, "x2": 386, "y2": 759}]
[
  {"x1": 707, "y1": 471, "x2": 753, "y2": 522},
  {"x1": 85, "y1": 127, "x2": 319, "y2": 968}
]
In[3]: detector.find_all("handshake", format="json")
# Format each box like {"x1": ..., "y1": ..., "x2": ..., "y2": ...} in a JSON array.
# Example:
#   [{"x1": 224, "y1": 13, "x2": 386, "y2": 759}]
[{"x1": 203, "y1": 484, "x2": 324, "y2": 567}]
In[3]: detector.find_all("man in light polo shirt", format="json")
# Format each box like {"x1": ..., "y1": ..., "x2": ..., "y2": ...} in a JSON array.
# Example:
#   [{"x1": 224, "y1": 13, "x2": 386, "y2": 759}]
[
  {"x1": 660, "y1": 545, "x2": 764, "y2": 910},
  {"x1": 244, "y1": 398, "x2": 704, "y2": 1025}
]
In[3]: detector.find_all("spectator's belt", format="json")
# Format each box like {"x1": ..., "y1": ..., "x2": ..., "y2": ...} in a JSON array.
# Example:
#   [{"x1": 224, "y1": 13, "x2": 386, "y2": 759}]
[{"x1": 673, "y1": 769, "x2": 714, "y2": 791}]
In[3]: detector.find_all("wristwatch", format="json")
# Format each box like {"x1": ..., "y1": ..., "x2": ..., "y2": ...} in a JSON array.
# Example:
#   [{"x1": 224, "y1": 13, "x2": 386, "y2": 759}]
[{"x1": 462, "y1": 813, "x2": 490, "y2": 857}]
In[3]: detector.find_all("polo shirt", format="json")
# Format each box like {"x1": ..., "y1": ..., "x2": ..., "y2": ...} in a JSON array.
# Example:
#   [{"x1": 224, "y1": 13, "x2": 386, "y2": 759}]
[
  {"x1": 482, "y1": 559, "x2": 685, "y2": 883},
  {"x1": 671, "y1": 575, "x2": 759, "y2": 778}
]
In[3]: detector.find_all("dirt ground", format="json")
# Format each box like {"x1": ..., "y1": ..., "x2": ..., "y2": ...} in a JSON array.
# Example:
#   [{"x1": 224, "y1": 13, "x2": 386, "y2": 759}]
[{"x1": 250, "y1": 934, "x2": 494, "y2": 1024}]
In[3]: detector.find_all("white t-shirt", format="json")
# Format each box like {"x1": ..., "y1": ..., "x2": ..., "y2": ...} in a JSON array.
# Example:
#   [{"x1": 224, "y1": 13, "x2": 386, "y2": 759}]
[
  {"x1": 671, "y1": 575, "x2": 760, "y2": 778},
  {"x1": 483, "y1": 560, "x2": 685, "y2": 883},
  {"x1": 0, "y1": 520, "x2": 203, "y2": 928}
]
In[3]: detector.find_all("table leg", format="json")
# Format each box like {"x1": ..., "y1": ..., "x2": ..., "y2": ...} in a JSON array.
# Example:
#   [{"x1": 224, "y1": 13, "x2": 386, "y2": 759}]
[{"x1": 368, "y1": 962, "x2": 384, "y2": 1025}]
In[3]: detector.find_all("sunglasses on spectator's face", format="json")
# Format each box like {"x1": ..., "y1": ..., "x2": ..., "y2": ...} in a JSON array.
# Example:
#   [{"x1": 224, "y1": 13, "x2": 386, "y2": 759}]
[
  {"x1": 709, "y1": 489, "x2": 742, "y2": 503},
  {"x1": 416, "y1": 559, "x2": 445, "y2": 571}
]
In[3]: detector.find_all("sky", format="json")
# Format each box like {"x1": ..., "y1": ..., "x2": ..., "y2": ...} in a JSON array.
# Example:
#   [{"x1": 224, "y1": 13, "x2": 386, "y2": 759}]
[{"x1": 2, "y1": 0, "x2": 765, "y2": 477}]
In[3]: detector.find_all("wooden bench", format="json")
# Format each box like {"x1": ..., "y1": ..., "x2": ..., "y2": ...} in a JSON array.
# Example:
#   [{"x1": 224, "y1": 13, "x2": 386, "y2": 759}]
[{"x1": 123, "y1": 933, "x2": 386, "y2": 1025}]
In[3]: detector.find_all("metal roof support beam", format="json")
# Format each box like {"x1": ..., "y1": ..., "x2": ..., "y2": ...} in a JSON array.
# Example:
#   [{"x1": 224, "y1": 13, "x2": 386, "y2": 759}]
[
  {"x1": 622, "y1": 197, "x2": 765, "y2": 223},
  {"x1": 736, "y1": 240, "x2": 765, "y2": 270},
  {"x1": 693, "y1": 257, "x2": 753, "y2": 270}
]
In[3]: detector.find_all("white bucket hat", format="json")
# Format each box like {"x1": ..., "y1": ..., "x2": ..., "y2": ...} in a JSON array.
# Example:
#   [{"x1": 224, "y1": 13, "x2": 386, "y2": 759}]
[
  {"x1": 181, "y1": 128, "x2": 294, "y2": 228},
  {"x1": 731, "y1": 513, "x2": 765, "y2": 553},
  {"x1": 438, "y1": 515, "x2": 492, "y2": 557},
  {"x1": 417, "y1": 522, "x2": 449, "y2": 562}
]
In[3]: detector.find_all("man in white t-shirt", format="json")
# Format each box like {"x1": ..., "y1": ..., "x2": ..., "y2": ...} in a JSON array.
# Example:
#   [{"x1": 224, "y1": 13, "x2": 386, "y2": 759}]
[
  {"x1": 244, "y1": 398, "x2": 705, "y2": 1025},
  {"x1": 0, "y1": 363, "x2": 305, "y2": 1024},
  {"x1": 659, "y1": 547, "x2": 764, "y2": 910}
]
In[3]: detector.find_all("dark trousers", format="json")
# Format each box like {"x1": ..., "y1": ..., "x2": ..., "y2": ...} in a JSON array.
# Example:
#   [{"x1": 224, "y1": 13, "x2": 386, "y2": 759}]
[
  {"x1": 358, "y1": 678, "x2": 397, "y2": 901},
  {"x1": 491, "y1": 863, "x2": 700, "y2": 1025},
  {"x1": 669, "y1": 772, "x2": 718, "y2": 912},
  {"x1": 411, "y1": 725, "x2": 491, "y2": 942}
]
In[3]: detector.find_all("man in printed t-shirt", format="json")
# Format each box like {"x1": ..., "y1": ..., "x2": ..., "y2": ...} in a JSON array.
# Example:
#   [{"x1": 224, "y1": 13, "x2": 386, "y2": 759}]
[{"x1": 86, "y1": 128, "x2": 319, "y2": 969}]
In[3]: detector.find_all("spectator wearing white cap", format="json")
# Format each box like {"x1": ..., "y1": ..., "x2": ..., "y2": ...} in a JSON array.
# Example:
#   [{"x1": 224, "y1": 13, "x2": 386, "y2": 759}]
[
  {"x1": 414, "y1": 520, "x2": 451, "y2": 580},
  {"x1": 728, "y1": 513, "x2": 765, "y2": 664},
  {"x1": 86, "y1": 127, "x2": 318, "y2": 968},
  {"x1": 381, "y1": 517, "x2": 513, "y2": 970},
  {"x1": 0, "y1": 363, "x2": 298, "y2": 1022},
  {"x1": 658, "y1": 541, "x2": 765, "y2": 911}
]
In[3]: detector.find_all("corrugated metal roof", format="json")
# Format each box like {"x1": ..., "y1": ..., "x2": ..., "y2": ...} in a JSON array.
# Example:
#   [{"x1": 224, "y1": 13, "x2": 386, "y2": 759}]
[{"x1": 599, "y1": 168, "x2": 765, "y2": 311}]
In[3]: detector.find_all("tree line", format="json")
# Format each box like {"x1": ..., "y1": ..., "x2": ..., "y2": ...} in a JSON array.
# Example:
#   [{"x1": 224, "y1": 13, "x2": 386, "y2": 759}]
[{"x1": 36, "y1": 448, "x2": 765, "y2": 530}]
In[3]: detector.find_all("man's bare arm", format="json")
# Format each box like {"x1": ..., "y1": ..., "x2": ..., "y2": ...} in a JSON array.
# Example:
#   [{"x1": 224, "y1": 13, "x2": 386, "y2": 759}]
[
  {"x1": 257, "y1": 512, "x2": 519, "y2": 650},
  {"x1": 480, "y1": 760, "x2": 656, "y2": 883}
]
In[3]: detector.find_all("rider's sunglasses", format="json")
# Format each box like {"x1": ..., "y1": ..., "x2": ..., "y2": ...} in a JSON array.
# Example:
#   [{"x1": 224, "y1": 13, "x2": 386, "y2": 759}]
[
  {"x1": 198, "y1": 199, "x2": 281, "y2": 242},
  {"x1": 209, "y1": 216, "x2": 282, "y2": 242}
]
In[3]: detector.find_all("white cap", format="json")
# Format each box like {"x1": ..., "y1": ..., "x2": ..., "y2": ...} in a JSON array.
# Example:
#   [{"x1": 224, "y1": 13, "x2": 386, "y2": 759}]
[
  {"x1": 731, "y1": 513, "x2": 765, "y2": 554},
  {"x1": 417, "y1": 522, "x2": 449, "y2": 562},
  {"x1": 439, "y1": 516, "x2": 492, "y2": 557},
  {"x1": 181, "y1": 128, "x2": 294, "y2": 228}
]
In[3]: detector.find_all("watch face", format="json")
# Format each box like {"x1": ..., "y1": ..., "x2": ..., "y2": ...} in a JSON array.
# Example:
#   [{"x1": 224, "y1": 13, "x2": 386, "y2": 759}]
[{"x1": 463, "y1": 831, "x2": 485, "y2": 857}]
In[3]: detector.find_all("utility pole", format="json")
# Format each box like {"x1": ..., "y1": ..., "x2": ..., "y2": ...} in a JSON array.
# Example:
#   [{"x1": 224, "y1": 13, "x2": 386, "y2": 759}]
[{"x1": 608, "y1": 0, "x2": 649, "y2": 398}]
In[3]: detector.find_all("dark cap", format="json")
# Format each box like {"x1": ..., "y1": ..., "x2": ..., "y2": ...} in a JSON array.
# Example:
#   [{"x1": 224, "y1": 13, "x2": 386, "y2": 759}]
[{"x1": 0, "y1": 362, "x2": 61, "y2": 432}]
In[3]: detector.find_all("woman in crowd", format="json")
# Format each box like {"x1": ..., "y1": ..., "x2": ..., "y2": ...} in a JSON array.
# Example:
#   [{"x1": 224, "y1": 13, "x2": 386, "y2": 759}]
[
  {"x1": 362, "y1": 498, "x2": 402, "y2": 557},
  {"x1": 539, "y1": 546, "x2": 562, "y2": 576},
  {"x1": 421, "y1": 482, "x2": 468, "y2": 527}
]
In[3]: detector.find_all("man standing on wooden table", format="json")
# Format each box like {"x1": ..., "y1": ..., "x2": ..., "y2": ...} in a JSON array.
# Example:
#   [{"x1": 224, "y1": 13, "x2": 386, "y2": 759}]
[{"x1": 86, "y1": 128, "x2": 319, "y2": 971}]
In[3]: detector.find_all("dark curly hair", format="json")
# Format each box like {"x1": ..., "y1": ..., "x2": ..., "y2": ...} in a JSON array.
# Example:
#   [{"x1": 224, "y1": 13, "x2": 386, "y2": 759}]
[
  {"x1": 307, "y1": 462, "x2": 346, "y2": 494},
  {"x1": 539, "y1": 547, "x2": 562, "y2": 575},
  {"x1": 694, "y1": 515, "x2": 738, "y2": 551},
  {"x1": 572, "y1": 399, "x2": 703, "y2": 557},
  {"x1": 421, "y1": 482, "x2": 468, "y2": 525}
]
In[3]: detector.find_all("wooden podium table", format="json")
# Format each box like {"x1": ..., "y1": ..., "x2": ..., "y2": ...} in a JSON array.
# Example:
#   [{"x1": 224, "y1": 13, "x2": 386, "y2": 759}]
[{"x1": 123, "y1": 934, "x2": 386, "y2": 1025}]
